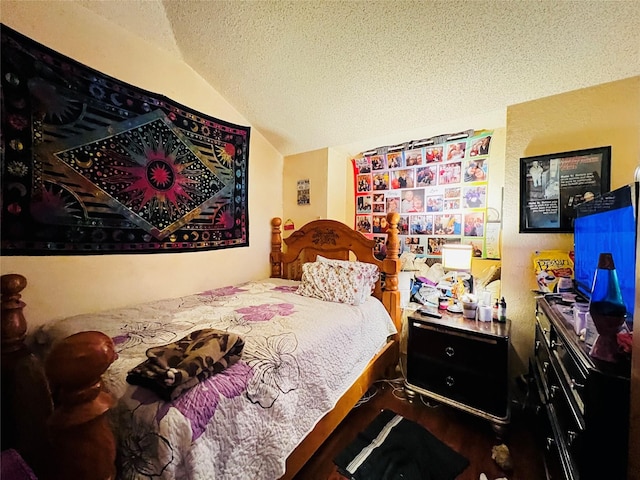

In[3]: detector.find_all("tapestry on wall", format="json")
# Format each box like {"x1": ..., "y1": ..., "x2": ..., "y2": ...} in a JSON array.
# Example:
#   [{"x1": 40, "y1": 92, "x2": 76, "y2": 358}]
[
  {"x1": 352, "y1": 130, "x2": 492, "y2": 260},
  {"x1": 0, "y1": 25, "x2": 250, "y2": 255}
]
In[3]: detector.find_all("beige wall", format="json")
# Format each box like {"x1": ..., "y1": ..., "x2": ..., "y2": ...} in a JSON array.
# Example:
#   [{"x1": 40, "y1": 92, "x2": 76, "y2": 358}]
[
  {"x1": 0, "y1": 2, "x2": 284, "y2": 331},
  {"x1": 503, "y1": 76, "x2": 640, "y2": 376},
  {"x1": 282, "y1": 147, "x2": 351, "y2": 231},
  {"x1": 327, "y1": 147, "x2": 349, "y2": 222},
  {"x1": 283, "y1": 148, "x2": 329, "y2": 228}
]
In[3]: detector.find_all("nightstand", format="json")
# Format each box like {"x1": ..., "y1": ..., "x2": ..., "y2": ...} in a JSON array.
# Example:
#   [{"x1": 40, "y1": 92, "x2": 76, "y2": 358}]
[{"x1": 404, "y1": 311, "x2": 511, "y2": 435}]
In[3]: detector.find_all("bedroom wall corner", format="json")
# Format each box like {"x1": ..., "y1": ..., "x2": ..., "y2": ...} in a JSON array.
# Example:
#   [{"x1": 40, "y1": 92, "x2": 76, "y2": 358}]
[
  {"x1": 282, "y1": 148, "x2": 329, "y2": 230},
  {"x1": 0, "y1": 1, "x2": 284, "y2": 331},
  {"x1": 282, "y1": 147, "x2": 356, "y2": 229},
  {"x1": 327, "y1": 147, "x2": 350, "y2": 224}
]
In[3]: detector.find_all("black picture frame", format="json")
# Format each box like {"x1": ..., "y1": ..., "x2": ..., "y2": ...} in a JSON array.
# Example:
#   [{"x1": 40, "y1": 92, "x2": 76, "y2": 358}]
[{"x1": 519, "y1": 146, "x2": 611, "y2": 233}]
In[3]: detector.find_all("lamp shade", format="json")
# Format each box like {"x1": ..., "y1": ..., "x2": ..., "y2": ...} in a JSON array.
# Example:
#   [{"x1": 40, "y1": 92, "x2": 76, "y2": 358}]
[{"x1": 441, "y1": 244, "x2": 472, "y2": 272}]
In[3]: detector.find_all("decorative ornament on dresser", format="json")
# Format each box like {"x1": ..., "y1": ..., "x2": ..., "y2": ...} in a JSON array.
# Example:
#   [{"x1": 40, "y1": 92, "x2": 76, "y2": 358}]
[{"x1": 587, "y1": 252, "x2": 627, "y2": 363}]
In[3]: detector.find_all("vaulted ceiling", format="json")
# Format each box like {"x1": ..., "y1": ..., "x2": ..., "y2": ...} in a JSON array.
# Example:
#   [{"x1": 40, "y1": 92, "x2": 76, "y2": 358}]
[{"x1": 77, "y1": 0, "x2": 640, "y2": 157}]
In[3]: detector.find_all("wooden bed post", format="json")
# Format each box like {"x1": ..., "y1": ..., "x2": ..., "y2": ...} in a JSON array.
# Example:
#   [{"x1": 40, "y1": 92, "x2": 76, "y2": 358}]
[
  {"x1": 45, "y1": 332, "x2": 118, "y2": 480},
  {"x1": 382, "y1": 212, "x2": 402, "y2": 330},
  {"x1": 1, "y1": 274, "x2": 53, "y2": 478},
  {"x1": 270, "y1": 217, "x2": 283, "y2": 278},
  {"x1": 1, "y1": 273, "x2": 29, "y2": 363}
]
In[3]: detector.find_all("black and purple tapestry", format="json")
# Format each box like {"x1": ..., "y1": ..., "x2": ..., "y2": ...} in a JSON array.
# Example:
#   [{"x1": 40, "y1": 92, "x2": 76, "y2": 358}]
[{"x1": 1, "y1": 25, "x2": 250, "y2": 255}]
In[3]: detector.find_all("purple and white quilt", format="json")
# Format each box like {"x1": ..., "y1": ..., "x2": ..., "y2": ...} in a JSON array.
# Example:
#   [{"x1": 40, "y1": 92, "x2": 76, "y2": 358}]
[{"x1": 35, "y1": 279, "x2": 397, "y2": 480}]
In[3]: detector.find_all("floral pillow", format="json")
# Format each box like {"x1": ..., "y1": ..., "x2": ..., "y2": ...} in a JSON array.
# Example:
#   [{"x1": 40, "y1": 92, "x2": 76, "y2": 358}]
[
  {"x1": 296, "y1": 261, "x2": 379, "y2": 305},
  {"x1": 315, "y1": 254, "x2": 346, "y2": 265},
  {"x1": 315, "y1": 256, "x2": 380, "y2": 293}
]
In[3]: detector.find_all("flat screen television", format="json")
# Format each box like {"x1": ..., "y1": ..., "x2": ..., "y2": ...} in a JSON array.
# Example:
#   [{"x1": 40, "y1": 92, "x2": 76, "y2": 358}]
[{"x1": 573, "y1": 182, "x2": 638, "y2": 324}]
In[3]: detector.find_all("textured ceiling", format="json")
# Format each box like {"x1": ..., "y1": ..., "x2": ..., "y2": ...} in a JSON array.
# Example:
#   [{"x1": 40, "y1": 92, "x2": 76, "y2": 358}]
[{"x1": 77, "y1": 0, "x2": 640, "y2": 157}]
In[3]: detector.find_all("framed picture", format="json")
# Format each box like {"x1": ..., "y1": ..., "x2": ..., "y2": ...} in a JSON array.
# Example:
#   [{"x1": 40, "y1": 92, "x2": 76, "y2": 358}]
[
  {"x1": 297, "y1": 179, "x2": 310, "y2": 205},
  {"x1": 519, "y1": 146, "x2": 611, "y2": 233}
]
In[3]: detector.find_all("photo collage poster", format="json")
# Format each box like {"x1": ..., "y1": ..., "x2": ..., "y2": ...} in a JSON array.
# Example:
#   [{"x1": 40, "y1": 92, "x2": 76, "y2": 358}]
[{"x1": 353, "y1": 131, "x2": 492, "y2": 261}]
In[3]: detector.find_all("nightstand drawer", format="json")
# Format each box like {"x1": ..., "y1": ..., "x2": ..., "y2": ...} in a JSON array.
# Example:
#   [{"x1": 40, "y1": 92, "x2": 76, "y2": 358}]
[
  {"x1": 406, "y1": 355, "x2": 509, "y2": 417},
  {"x1": 408, "y1": 320, "x2": 505, "y2": 372}
]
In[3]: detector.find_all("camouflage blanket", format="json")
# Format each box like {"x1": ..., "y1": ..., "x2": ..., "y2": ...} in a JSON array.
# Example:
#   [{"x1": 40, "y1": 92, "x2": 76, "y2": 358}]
[{"x1": 127, "y1": 329, "x2": 244, "y2": 401}]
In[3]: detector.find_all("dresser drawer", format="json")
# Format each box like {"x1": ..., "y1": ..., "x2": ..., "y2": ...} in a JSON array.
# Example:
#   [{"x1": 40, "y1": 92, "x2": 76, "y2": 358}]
[
  {"x1": 547, "y1": 360, "x2": 583, "y2": 470},
  {"x1": 407, "y1": 320, "x2": 505, "y2": 373},
  {"x1": 529, "y1": 358, "x2": 567, "y2": 480},
  {"x1": 546, "y1": 404, "x2": 579, "y2": 480},
  {"x1": 538, "y1": 406, "x2": 567, "y2": 480},
  {"x1": 536, "y1": 303, "x2": 553, "y2": 347},
  {"x1": 534, "y1": 322, "x2": 552, "y2": 400},
  {"x1": 550, "y1": 335, "x2": 587, "y2": 414}
]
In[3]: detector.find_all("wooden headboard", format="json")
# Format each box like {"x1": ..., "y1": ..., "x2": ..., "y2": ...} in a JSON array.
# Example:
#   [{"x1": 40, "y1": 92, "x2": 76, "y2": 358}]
[{"x1": 269, "y1": 212, "x2": 402, "y2": 331}]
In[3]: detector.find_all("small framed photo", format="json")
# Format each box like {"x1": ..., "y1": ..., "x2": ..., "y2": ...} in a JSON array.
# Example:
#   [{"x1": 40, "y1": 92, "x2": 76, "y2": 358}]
[
  {"x1": 519, "y1": 146, "x2": 611, "y2": 233},
  {"x1": 356, "y1": 194, "x2": 372, "y2": 214},
  {"x1": 445, "y1": 141, "x2": 467, "y2": 161},
  {"x1": 425, "y1": 145, "x2": 444, "y2": 163},
  {"x1": 404, "y1": 148, "x2": 423, "y2": 167},
  {"x1": 370, "y1": 154, "x2": 386, "y2": 171}
]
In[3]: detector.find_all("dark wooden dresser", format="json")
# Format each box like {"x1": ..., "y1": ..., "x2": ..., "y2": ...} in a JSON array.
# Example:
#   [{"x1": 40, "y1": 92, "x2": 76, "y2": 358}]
[
  {"x1": 530, "y1": 295, "x2": 630, "y2": 480},
  {"x1": 404, "y1": 310, "x2": 511, "y2": 435}
]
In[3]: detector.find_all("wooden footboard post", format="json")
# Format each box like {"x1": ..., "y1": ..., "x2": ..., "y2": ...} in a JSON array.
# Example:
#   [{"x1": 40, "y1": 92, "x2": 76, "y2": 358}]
[
  {"x1": 1, "y1": 274, "x2": 29, "y2": 362},
  {"x1": 271, "y1": 217, "x2": 283, "y2": 278},
  {"x1": 45, "y1": 332, "x2": 118, "y2": 480},
  {"x1": 1, "y1": 274, "x2": 53, "y2": 477},
  {"x1": 382, "y1": 212, "x2": 402, "y2": 332}
]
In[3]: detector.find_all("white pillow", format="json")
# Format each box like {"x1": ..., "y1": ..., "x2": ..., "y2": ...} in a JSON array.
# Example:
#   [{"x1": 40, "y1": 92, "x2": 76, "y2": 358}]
[{"x1": 296, "y1": 261, "x2": 379, "y2": 305}]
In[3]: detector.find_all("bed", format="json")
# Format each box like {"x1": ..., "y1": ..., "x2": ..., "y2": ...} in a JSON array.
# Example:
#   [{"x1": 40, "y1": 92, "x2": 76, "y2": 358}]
[{"x1": 0, "y1": 213, "x2": 402, "y2": 480}]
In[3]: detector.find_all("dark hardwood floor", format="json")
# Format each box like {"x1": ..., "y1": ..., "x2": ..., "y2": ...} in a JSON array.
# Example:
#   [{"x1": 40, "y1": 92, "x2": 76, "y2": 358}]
[{"x1": 293, "y1": 378, "x2": 545, "y2": 480}]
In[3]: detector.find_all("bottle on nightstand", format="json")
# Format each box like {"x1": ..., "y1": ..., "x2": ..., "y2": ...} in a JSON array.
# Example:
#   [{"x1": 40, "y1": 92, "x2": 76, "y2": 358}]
[{"x1": 498, "y1": 297, "x2": 507, "y2": 323}]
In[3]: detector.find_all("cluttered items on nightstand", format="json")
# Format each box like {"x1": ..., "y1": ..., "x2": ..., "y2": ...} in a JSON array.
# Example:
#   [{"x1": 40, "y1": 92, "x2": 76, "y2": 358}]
[{"x1": 398, "y1": 251, "x2": 502, "y2": 321}]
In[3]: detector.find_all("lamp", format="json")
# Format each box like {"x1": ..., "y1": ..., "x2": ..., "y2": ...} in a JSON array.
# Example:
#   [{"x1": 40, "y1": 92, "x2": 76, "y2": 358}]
[
  {"x1": 441, "y1": 244, "x2": 473, "y2": 273},
  {"x1": 441, "y1": 244, "x2": 473, "y2": 302}
]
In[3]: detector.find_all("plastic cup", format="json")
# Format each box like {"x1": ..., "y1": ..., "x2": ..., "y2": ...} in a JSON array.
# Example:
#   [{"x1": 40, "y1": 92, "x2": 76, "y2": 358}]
[{"x1": 462, "y1": 301, "x2": 478, "y2": 319}]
